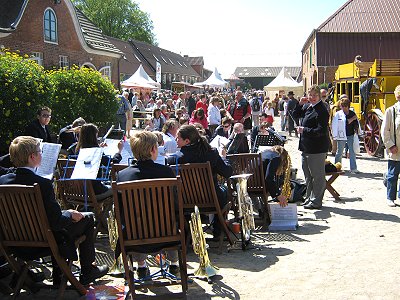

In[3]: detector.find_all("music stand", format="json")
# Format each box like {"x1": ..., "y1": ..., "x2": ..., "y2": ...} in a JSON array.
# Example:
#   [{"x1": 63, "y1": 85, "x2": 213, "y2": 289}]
[
  {"x1": 59, "y1": 149, "x2": 112, "y2": 211},
  {"x1": 252, "y1": 131, "x2": 285, "y2": 153}
]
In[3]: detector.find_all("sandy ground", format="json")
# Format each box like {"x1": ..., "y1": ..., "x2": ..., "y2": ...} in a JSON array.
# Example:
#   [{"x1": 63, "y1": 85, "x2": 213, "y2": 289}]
[{"x1": 2, "y1": 116, "x2": 399, "y2": 300}]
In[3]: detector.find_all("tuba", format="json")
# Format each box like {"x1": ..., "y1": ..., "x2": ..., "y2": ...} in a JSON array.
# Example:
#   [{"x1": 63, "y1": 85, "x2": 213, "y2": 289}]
[
  {"x1": 231, "y1": 173, "x2": 255, "y2": 245},
  {"x1": 107, "y1": 204, "x2": 125, "y2": 275},
  {"x1": 189, "y1": 206, "x2": 218, "y2": 279}
]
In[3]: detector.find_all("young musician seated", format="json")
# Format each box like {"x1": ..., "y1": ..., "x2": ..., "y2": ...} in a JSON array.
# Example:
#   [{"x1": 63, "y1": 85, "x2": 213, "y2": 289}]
[
  {"x1": 75, "y1": 123, "x2": 123, "y2": 200},
  {"x1": 25, "y1": 106, "x2": 53, "y2": 143},
  {"x1": 0, "y1": 136, "x2": 109, "y2": 285},
  {"x1": 116, "y1": 131, "x2": 181, "y2": 279},
  {"x1": 263, "y1": 145, "x2": 290, "y2": 207},
  {"x1": 57, "y1": 117, "x2": 86, "y2": 153},
  {"x1": 168, "y1": 125, "x2": 233, "y2": 240},
  {"x1": 212, "y1": 117, "x2": 232, "y2": 139},
  {"x1": 226, "y1": 123, "x2": 250, "y2": 154}
]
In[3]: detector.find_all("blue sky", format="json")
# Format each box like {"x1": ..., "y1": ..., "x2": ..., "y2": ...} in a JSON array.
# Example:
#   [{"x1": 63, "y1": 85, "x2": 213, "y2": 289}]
[{"x1": 135, "y1": 0, "x2": 349, "y2": 78}]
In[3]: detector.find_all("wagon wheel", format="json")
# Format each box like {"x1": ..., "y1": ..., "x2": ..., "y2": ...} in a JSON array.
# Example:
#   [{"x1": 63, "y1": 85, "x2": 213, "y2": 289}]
[{"x1": 363, "y1": 112, "x2": 383, "y2": 156}]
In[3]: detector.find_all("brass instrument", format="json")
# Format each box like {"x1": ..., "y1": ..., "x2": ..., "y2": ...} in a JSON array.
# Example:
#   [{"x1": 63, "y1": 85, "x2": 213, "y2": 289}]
[
  {"x1": 280, "y1": 155, "x2": 292, "y2": 200},
  {"x1": 189, "y1": 206, "x2": 218, "y2": 279},
  {"x1": 107, "y1": 204, "x2": 125, "y2": 275},
  {"x1": 231, "y1": 174, "x2": 255, "y2": 248}
]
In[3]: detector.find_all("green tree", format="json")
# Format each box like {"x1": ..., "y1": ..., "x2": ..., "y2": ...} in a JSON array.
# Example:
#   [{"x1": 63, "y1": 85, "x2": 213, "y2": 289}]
[
  {"x1": 73, "y1": 0, "x2": 157, "y2": 45},
  {"x1": 0, "y1": 51, "x2": 52, "y2": 154},
  {"x1": 48, "y1": 66, "x2": 118, "y2": 132}
]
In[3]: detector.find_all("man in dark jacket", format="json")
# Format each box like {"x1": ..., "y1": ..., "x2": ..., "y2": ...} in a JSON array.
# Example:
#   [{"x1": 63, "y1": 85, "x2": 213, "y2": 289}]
[
  {"x1": 292, "y1": 85, "x2": 330, "y2": 209},
  {"x1": 287, "y1": 91, "x2": 299, "y2": 137},
  {"x1": 25, "y1": 106, "x2": 53, "y2": 143},
  {"x1": 0, "y1": 136, "x2": 108, "y2": 285}
]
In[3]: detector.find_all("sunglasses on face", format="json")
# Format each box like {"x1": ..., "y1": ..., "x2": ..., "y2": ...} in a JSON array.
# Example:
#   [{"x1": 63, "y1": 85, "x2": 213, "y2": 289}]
[{"x1": 41, "y1": 114, "x2": 51, "y2": 118}]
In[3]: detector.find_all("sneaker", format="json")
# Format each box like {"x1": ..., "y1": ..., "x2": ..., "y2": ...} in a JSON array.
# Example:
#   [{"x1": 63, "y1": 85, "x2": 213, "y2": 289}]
[
  {"x1": 137, "y1": 266, "x2": 150, "y2": 280},
  {"x1": 350, "y1": 169, "x2": 360, "y2": 174},
  {"x1": 387, "y1": 199, "x2": 396, "y2": 207},
  {"x1": 80, "y1": 265, "x2": 109, "y2": 285},
  {"x1": 168, "y1": 265, "x2": 180, "y2": 278}
]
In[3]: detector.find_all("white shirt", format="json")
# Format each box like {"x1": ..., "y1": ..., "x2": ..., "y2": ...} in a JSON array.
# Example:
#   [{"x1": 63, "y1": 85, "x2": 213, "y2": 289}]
[
  {"x1": 331, "y1": 110, "x2": 347, "y2": 141},
  {"x1": 208, "y1": 105, "x2": 221, "y2": 125},
  {"x1": 163, "y1": 132, "x2": 178, "y2": 154}
]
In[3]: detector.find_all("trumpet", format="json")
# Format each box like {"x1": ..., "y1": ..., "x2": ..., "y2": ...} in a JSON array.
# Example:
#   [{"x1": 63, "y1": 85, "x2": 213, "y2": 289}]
[
  {"x1": 189, "y1": 206, "x2": 218, "y2": 279},
  {"x1": 107, "y1": 204, "x2": 125, "y2": 275},
  {"x1": 231, "y1": 174, "x2": 255, "y2": 246}
]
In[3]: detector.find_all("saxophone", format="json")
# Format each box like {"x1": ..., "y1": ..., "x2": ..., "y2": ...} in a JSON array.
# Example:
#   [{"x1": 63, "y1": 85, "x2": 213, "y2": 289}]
[
  {"x1": 189, "y1": 206, "x2": 218, "y2": 279},
  {"x1": 232, "y1": 174, "x2": 255, "y2": 244},
  {"x1": 107, "y1": 205, "x2": 125, "y2": 275},
  {"x1": 280, "y1": 155, "x2": 292, "y2": 200}
]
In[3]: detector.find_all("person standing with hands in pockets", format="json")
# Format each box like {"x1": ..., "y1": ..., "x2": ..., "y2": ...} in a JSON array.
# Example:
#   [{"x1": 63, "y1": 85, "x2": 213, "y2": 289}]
[
  {"x1": 292, "y1": 85, "x2": 330, "y2": 209},
  {"x1": 382, "y1": 85, "x2": 400, "y2": 207}
]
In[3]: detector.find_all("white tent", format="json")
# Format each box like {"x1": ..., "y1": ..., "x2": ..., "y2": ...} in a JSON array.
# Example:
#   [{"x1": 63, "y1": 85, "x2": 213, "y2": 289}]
[
  {"x1": 264, "y1": 67, "x2": 303, "y2": 97},
  {"x1": 194, "y1": 67, "x2": 228, "y2": 87},
  {"x1": 121, "y1": 64, "x2": 161, "y2": 89}
]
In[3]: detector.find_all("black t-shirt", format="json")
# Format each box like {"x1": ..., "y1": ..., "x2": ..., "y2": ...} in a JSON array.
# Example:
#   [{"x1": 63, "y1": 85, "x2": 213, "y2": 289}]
[{"x1": 345, "y1": 110, "x2": 358, "y2": 136}]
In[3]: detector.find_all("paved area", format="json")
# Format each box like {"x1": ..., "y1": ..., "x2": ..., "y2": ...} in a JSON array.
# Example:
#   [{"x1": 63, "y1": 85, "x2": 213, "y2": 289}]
[{"x1": 1, "y1": 119, "x2": 399, "y2": 299}]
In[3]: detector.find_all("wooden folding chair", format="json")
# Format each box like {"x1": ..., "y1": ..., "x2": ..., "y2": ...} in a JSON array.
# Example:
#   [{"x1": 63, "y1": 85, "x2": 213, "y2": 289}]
[
  {"x1": 170, "y1": 162, "x2": 234, "y2": 246},
  {"x1": 0, "y1": 184, "x2": 87, "y2": 298},
  {"x1": 112, "y1": 178, "x2": 188, "y2": 299},
  {"x1": 57, "y1": 159, "x2": 112, "y2": 235},
  {"x1": 227, "y1": 153, "x2": 271, "y2": 225}
]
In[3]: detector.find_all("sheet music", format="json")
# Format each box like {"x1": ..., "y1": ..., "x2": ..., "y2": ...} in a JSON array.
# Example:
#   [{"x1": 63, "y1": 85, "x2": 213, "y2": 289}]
[
  {"x1": 268, "y1": 203, "x2": 298, "y2": 231},
  {"x1": 210, "y1": 136, "x2": 230, "y2": 149},
  {"x1": 36, "y1": 143, "x2": 61, "y2": 179},
  {"x1": 102, "y1": 139, "x2": 133, "y2": 165},
  {"x1": 71, "y1": 148, "x2": 103, "y2": 179},
  {"x1": 121, "y1": 140, "x2": 134, "y2": 165}
]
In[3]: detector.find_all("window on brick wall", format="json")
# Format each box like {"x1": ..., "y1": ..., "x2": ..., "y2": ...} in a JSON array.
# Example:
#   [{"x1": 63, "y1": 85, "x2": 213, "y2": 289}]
[
  {"x1": 31, "y1": 52, "x2": 43, "y2": 66},
  {"x1": 59, "y1": 55, "x2": 69, "y2": 68},
  {"x1": 44, "y1": 8, "x2": 57, "y2": 43},
  {"x1": 99, "y1": 62, "x2": 112, "y2": 80}
]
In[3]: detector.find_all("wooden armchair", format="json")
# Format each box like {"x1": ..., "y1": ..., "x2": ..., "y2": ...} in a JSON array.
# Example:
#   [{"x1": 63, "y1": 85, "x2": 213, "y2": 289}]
[
  {"x1": 170, "y1": 162, "x2": 233, "y2": 246},
  {"x1": 110, "y1": 163, "x2": 129, "y2": 181},
  {"x1": 56, "y1": 158, "x2": 112, "y2": 235},
  {"x1": 0, "y1": 184, "x2": 87, "y2": 298},
  {"x1": 112, "y1": 178, "x2": 187, "y2": 299},
  {"x1": 227, "y1": 153, "x2": 271, "y2": 225}
]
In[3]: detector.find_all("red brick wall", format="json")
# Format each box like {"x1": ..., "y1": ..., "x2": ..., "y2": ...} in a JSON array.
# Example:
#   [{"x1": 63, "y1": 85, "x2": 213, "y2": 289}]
[{"x1": 0, "y1": 0, "x2": 119, "y2": 85}]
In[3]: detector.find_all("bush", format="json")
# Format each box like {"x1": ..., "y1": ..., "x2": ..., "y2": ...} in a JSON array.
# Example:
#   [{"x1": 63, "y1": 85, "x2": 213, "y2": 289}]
[
  {"x1": 0, "y1": 51, "x2": 52, "y2": 154},
  {"x1": 48, "y1": 66, "x2": 118, "y2": 131}
]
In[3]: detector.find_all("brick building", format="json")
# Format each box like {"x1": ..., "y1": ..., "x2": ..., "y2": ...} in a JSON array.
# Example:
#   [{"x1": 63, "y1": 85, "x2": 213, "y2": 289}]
[
  {"x1": 302, "y1": 0, "x2": 400, "y2": 91},
  {"x1": 0, "y1": 0, "x2": 122, "y2": 86}
]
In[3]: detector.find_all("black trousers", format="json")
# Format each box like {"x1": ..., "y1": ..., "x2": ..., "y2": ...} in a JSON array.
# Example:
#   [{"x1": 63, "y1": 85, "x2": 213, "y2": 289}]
[{"x1": 63, "y1": 212, "x2": 95, "y2": 268}]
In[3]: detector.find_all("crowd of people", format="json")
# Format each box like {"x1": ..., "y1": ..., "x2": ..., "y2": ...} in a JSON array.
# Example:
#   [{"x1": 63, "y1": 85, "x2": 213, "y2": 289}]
[{"x1": 6, "y1": 82, "x2": 400, "y2": 291}]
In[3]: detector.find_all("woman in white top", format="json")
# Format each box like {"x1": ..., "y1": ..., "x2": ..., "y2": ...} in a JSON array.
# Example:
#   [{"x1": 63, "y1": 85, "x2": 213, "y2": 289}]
[
  {"x1": 331, "y1": 96, "x2": 360, "y2": 173},
  {"x1": 207, "y1": 96, "x2": 222, "y2": 135}
]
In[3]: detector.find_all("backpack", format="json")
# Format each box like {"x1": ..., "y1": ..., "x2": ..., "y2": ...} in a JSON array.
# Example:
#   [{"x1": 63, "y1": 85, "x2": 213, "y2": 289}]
[{"x1": 252, "y1": 98, "x2": 260, "y2": 112}]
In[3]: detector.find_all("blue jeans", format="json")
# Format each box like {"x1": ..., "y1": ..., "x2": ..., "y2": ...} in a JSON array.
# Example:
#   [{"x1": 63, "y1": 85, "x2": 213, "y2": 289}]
[
  {"x1": 387, "y1": 160, "x2": 400, "y2": 200},
  {"x1": 335, "y1": 135, "x2": 357, "y2": 171}
]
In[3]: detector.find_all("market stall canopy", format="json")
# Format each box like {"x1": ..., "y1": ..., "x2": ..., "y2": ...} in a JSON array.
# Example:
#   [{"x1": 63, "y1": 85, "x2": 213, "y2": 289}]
[
  {"x1": 194, "y1": 67, "x2": 228, "y2": 87},
  {"x1": 121, "y1": 64, "x2": 161, "y2": 89},
  {"x1": 264, "y1": 67, "x2": 303, "y2": 96}
]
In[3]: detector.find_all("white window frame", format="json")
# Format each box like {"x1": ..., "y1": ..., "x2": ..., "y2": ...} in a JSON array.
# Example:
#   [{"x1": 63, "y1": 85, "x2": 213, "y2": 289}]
[
  {"x1": 59, "y1": 55, "x2": 69, "y2": 68},
  {"x1": 31, "y1": 52, "x2": 43, "y2": 66},
  {"x1": 43, "y1": 8, "x2": 58, "y2": 44},
  {"x1": 99, "y1": 62, "x2": 112, "y2": 80}
]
